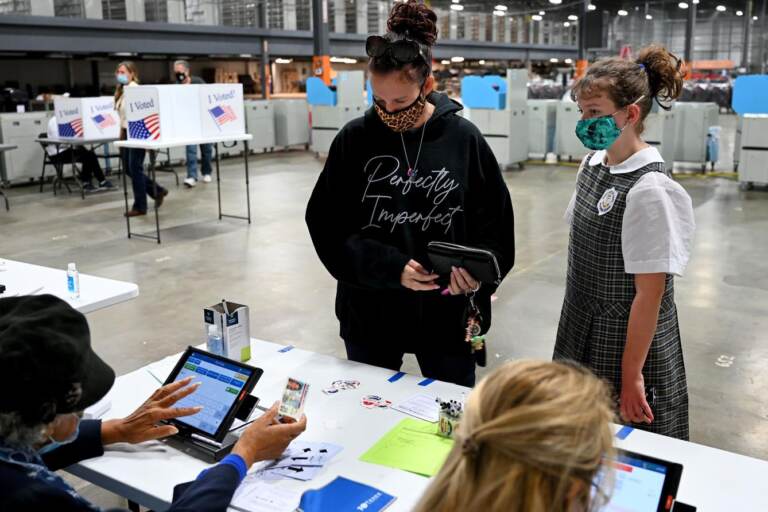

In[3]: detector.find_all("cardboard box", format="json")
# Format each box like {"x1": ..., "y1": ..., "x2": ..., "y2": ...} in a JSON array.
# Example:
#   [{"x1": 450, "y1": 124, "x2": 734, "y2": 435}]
[
  {"x1": 199, "y1": 84, "x2": 245, "y2": 137},
  {"x1": 124, "y1": 84, "x2": 203, "y2": 142},
  {"x1": 53, "y1": 96, "x2": 120, "y2": 139},
  {"x1": 204, "y1": 301, "x2": 251, "y2": 362}
]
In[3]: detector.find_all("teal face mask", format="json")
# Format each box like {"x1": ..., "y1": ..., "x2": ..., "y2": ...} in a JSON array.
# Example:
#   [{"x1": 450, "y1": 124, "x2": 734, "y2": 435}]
[
  {"x1": 575, "y1": 95, "x2": 645, "y2": 150},
  {"x1": 38, "y1": 415, "x2": 81, "y2": 456},
  {"x1": 116, "y1": 74, "x2": 130, "y2": 85}
]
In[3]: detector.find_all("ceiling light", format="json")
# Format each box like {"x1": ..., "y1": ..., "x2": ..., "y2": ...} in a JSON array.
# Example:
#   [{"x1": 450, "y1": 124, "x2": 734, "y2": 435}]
[
  {"x1": 494, "y1": 4, "x2": 507, "y2": 10},
  {"x1": 588, "y1": 4, "x2": 596, "y2": 10},
  {"x1": 450, "y1": 3, "x2": 464, "y2": 10},
  {"x1": 493, "y1": 10, "x2": 506, "y2": 16},
  {"x1": 550, "y1": 58, "x2": 559, "y2": 63},
  {"x1": 645, "y1": 13, "x2": 653, "y2": 19},
  {"x1": 479, "y1": 59, "x2": 486, "y2": 64},
  {"x1": 618, "y1": 9, "x2": 628, "y2": 15},
  {"x1": 754, "y1": 15, "x2": 759, "y2": 20},
  {"x1": 568, "y1": 14, "x2": 578, "y2": 20},
  {"x1": 563, "y1": 21, "x2": 570, "y2": 26},
  {"x1": 532, "y1": 14, "x2": 543, "y2": 21},
  {"x1": 692, "y1": 0, "x2": 699, "y2": 4},
  {"x1": 716, "y1": 5, "x2": 726, "y2": 11},
  {"x1": 565, "y1": 58, "x2": 573, "y2": 64},
  {"x1": 441, "y1": 59, "x2": 450, "y2": 65},
  {"x1": 275, "y1": 58, "x2": 292, "y2": 64},
  {"x1": 451, "y1": 56, "x2": 465, "y2": 63},
  {"x1": 736, "y1": 10, "x2": 743, "y2": 15},
  {"x1": 539, "y1": 10, "x2": 546, "y2": 15},
  {"x1": 678, "y1": 2, "x2": 688, "y2": 8},
  {"x1": 451, "y1": 0, "x2": 459, "y2": 3},
  {"x1": 549, "y1": 0, "x2": 562, "y2": 4}
]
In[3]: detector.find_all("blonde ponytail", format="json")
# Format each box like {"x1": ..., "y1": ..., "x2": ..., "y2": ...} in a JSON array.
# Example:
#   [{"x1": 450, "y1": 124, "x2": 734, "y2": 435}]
[{"x1": 413, "y1": 360, "x2": 616, "y2": 512}]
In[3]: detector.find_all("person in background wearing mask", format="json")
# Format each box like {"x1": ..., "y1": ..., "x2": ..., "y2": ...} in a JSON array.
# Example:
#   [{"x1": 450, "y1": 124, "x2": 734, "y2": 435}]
[
  {"x1": 413, "y1": 360, "x2": 616, "y2": 512},
  {"x1": 0, "y1": 295, "x2": 307, "y2": 511},
  {"x1": 305, "y1": 0, "x2": 515, "y2": 387},
  {"x1": 555, "y1": 45, "x2": 695, "y2": 440},
  {"x1": 45, "y1": 114, "x2": 115, "y2": 192},
  {"x1": 115, "y1": 61, "x2": 169, "y2": 217},
  {"x1": 173, "y1": 60, "x2": 214, "y2": 188}
]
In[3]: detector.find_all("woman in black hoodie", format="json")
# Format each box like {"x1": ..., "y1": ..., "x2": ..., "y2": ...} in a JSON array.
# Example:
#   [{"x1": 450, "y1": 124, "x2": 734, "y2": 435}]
[{"x1": 305, "y1": 0, "x2": 515, "y2": 387}]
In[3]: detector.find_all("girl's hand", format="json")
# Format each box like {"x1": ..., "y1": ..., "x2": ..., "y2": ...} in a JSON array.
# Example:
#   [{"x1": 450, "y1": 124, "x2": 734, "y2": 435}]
[
  {"x1": 401, "y1": 259, "x2": 440, "y2": 292},
  {"x1": 619, "y1": 371, "x2": 654, "y2": 425},
  {"x1": 447, "y1": 267, "x2": 480, "y2": 295}
]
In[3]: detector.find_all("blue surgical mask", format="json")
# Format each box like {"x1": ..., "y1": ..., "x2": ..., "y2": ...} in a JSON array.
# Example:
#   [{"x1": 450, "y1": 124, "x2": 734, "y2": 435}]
[
  {"x1": 116, "y1": 74, "x2": 130, "y2": 85},
  {"x1": 575, "y1": 95, "x2": 645, "y2": 150},
  {"x1": 38, "y1": 415, "x2": 81, "y2": 455}
]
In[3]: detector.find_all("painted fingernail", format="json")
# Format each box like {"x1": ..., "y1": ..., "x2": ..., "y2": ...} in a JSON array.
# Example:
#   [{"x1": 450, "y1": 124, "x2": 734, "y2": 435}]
[{"x1": 441, "y1": 288, "x2": 451, "y2": 296}]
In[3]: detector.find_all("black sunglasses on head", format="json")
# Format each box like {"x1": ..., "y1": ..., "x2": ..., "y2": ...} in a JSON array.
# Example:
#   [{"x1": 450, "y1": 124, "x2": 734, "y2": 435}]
[{"x1": 366, "y1": 36, "x2": 430, "y2": 66}]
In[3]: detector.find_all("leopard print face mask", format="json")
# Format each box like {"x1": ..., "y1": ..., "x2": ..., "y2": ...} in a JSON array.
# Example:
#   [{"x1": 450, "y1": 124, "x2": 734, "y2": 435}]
[{"x1": 374, "y1": 94, "x2": 426, "y2": 133}]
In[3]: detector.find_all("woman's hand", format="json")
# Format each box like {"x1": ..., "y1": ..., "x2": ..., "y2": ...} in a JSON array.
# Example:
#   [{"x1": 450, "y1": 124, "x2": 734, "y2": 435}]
[
  {"x1": 619, "y1": 371, "x2": 654, "y2": 425},
  {"x1": 232, "y1": 402, "x2": 308, "y2": 468},
  {"x1": 101, "y1": 376, "x2": 202, "y2": 445},
  {"x1": 401, "y1": 259, "x2": 440, "y2": 292},
  {"x1": 447, "y1": 266, "x2": 480, "y2": 295}
]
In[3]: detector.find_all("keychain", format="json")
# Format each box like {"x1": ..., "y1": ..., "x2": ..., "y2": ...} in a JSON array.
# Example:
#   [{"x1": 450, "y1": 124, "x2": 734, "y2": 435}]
[{"x1": 464, "y1": 293, "x2": 487, "y2": 367}]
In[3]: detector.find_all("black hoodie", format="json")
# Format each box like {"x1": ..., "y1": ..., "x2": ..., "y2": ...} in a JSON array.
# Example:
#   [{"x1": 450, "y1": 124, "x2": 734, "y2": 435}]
[{"x1": 306, "y1": 92, "x2": 515, "y2": 354}]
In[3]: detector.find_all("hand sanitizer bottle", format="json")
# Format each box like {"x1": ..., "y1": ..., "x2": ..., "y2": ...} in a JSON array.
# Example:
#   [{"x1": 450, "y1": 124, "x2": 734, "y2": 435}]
[
  {"x1": 207, "y1": 323, "x2": 223, "y2": 356},
  {"x1": 67, "y1": 263, "x2": 80, "y2": 299}
]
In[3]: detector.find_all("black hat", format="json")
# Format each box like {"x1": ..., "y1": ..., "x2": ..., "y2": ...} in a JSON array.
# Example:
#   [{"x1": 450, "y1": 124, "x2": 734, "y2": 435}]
[{"x1": 0, "y1": 295, "x2": 115, "y2": 425}]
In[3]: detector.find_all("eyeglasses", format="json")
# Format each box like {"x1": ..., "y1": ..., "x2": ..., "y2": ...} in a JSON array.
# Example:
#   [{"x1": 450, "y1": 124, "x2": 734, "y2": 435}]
[{"x1": 365, "y1": 35, "x2": 430, "y2": 66}]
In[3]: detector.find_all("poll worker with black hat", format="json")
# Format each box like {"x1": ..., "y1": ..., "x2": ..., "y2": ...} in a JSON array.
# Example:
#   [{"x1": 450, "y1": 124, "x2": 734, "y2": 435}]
[{"x1": 0, "y1": 295, "x2": 307, "y2": 511}]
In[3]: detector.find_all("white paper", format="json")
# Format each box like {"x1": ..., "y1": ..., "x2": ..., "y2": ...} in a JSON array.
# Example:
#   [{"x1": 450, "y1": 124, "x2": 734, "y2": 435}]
[
  {"x1": 391, "y1": 393, "x2": 439, "y2": 423},
  {"x1": 230, "y1": 477, "x2": 301, "y2": 512},
  {"x1": 84, "y1": 396, "x2": 112, "y2": 419}
]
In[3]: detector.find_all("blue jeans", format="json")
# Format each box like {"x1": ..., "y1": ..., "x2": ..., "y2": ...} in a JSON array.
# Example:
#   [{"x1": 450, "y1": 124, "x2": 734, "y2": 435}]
[
  {"x1": 186, "y1": 144, "x2": 213, "y2": 179},
  {"x1": 123, "y1": 148, "x2": 165, "y2": 212}
]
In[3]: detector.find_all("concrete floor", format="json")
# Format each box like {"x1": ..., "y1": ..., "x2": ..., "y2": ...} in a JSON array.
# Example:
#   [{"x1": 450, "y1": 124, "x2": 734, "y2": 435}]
[{"x1": 2, "y1": 114, "x2": 767, "y2": 507}]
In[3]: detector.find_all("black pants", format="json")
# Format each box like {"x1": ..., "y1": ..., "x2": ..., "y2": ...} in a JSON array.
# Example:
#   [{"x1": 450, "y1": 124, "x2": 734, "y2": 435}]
[
  {"x1": 344, "y1": 341, "x2": 476, "y2": 387},
  {"x1": 121, "y1": 147, "x2": 166, "y2": 213},
  {"x1": 51, "y1": 147, "x2": 105, "y2": 184}
]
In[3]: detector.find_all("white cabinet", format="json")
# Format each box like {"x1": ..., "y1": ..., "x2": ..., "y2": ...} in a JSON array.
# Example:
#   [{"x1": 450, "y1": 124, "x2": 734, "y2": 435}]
[
  {"x1": 245, "y1": 100, "x2": 276, "y2": 153},
  {"x1": 0, "y1": 112, "x2": 51, "y2": 184}
]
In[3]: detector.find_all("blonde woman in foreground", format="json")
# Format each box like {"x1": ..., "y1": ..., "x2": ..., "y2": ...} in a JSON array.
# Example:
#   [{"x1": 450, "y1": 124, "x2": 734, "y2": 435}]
[{"x1": 414, "y1": 360, "x2": 616, "y2": 512}]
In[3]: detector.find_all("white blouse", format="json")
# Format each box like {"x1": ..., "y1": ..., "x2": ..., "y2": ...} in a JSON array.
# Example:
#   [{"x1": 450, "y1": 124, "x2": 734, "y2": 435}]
[{"x1": 565, "y1": 147, "x2": 696, "y2": 277}]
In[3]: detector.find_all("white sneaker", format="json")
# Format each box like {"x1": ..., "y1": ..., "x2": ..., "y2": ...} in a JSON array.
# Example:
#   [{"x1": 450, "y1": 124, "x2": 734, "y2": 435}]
[
  {"x1": 184, "y1": 177, "x2": 197, "y2": 188},
  {"x1": 202, "y1": 174, "x2": 212, "y2": 183}
]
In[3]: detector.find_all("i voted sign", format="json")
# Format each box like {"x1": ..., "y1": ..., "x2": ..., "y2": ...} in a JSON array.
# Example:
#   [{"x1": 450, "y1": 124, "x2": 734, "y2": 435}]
[
  {"x1": 200, "y1": 84, "x2": 245, "y2": 136},
  {"x1": 126, "y1": 89, "x2": 161, "y2": 141},
  {"x1": 54, "y1": 97, "x2": 84, "y2": 138},
  {"x1": 85, "y1": 98, "x2": 119, "y2": 138}
]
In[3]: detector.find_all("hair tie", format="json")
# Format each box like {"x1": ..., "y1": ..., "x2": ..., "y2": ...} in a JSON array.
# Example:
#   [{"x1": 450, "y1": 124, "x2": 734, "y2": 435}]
[
  {"x1": 638, "y1": 63, "x2": 647, "y2": 72},
  {"x1": 461, "y1": 436, "x2": 479, "y2": 457}
]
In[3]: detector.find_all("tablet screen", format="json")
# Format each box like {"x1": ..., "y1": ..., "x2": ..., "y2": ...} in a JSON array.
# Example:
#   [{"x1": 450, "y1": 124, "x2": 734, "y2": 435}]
[
  {"x1": 171, "y1": 351, "x2": 254, "y2": 436},
  {"x1": 594, "y1": 449, "x2": 682, "y2": 512}
]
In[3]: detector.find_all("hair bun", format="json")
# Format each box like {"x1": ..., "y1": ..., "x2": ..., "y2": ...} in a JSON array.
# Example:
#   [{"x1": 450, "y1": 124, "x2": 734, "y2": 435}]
[{"x1": 387, "y1": 0, "x2": 438, "y2": 46}]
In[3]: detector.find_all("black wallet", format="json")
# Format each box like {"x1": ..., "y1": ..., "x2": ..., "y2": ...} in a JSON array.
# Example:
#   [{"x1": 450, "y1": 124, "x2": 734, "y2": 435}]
[{"x1": 427, "y1": 242, "x2": 502, "y2": 285}]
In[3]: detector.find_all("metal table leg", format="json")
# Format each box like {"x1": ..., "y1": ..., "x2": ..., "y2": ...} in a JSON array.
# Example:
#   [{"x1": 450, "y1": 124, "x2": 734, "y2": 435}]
[
  {"x1": 122, "y1": 148, "x2": 132, "y2": 239},
  {"x1": 217, "y1": 140, "x2": 252, "y2": 223}
]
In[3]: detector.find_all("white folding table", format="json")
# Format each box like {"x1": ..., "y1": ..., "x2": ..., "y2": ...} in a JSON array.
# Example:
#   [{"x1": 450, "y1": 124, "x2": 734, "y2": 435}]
[
  {"x1": 67, "y1": 339, "x2": 768, "y2": 512},
  {"x1": 0, "y1": 258, "x2": 139, "y2": 313},
  {"x1": 115, "y1": 134, "x2": 254, "y2": 244}
]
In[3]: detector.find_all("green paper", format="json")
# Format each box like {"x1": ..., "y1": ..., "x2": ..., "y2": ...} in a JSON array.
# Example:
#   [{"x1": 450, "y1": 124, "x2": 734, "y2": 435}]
[{"x1": 359, "y1": 418, "x2": 454, "y2": 477}]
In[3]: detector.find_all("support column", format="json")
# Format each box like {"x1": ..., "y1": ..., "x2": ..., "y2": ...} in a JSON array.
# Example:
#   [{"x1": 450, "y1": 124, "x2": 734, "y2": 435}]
[
  {"x1": 312, "y1": 0, "x2": 332, "y2": 84},
  {"x1": 576, "y1": 0, "x2": 588, "y2": 79},
  {"x1": 742, "y1": 0, "x2": 752, "y2": 69},
  {"x1": 684, "y1": 0, "x2": 696, "y2": 74},
  {"x1": 260, "y1": 39, "x2": 270, "y2": 99}
]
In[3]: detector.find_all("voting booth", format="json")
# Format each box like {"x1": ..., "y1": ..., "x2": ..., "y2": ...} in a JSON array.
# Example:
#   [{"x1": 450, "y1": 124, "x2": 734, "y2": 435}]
[
  {"x1": 124, "y1": 84, "x2": 245, "y2": 143},
  {"x1": 53, "y1": 96, "x2": 120, "y2": 140},
  {"x1": 308, "y1": 71, "x2": 366, "y2": 156}
]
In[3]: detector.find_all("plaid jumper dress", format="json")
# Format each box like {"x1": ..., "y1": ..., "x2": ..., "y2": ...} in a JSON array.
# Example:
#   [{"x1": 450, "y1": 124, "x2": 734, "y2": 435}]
[{"x1": 554, "y1": 153, "x2": 689, "y2": 440}]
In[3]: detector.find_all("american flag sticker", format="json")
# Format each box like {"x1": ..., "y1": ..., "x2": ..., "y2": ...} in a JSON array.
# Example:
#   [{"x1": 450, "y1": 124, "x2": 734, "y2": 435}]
[
  {"x1": 58, "y1": 119, "x2": 83, "y2": 138},
  {"x1": 92, "y1": 113, "x2": 117, "y2": 131},
  {"x1": 209, "y1": 105, "x2": 237, "y2": 130},
  {"x1": 128, "y1": 113, "x2": 161, "y2": 140}
]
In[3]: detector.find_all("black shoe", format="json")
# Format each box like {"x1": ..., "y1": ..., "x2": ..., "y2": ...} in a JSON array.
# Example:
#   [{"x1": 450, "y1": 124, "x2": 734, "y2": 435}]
[
  {"x1": 99, "y1": 180, "x2": 116, "y2": 190},
  {"x1": 155, "y1": 189, "x2": 169, "y2": 208},
  {"x1": 125, "y1": 209, "x2": 147, "y2": 217},
  {"x1": 82, "y1": 183, "x2": 98, "y2": 193}
]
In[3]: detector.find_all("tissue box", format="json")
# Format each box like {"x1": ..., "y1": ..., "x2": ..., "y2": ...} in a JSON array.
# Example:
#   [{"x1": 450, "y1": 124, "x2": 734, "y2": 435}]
[
  {"x1": 124, "y1": 84, "x2": 202, "y2": 142},
  {"x1": 199, "y1": 83, "x2": 245, "y2": 137},
  {"x1": 54, "y1": 97, "x2": 120, "y2": 139},
  {"x1": 204, "y1": 301, "x2": 251, "y2": 362}
]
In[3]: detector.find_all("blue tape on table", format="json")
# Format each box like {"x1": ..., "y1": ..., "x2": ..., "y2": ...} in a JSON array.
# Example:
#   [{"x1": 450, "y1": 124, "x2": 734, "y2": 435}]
[
  {"x1": 388, "y1": 372, "x2": 406, "y2": 383},
  {"x1": 278, "y1": 345, "x2": 294, "y2": 353},
  {"x1": 418, "y1": 378, "x2": 435, "y2": 387},
  {"x1": 615, "y1": 426, "x2": 634, "y2": 440}
]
